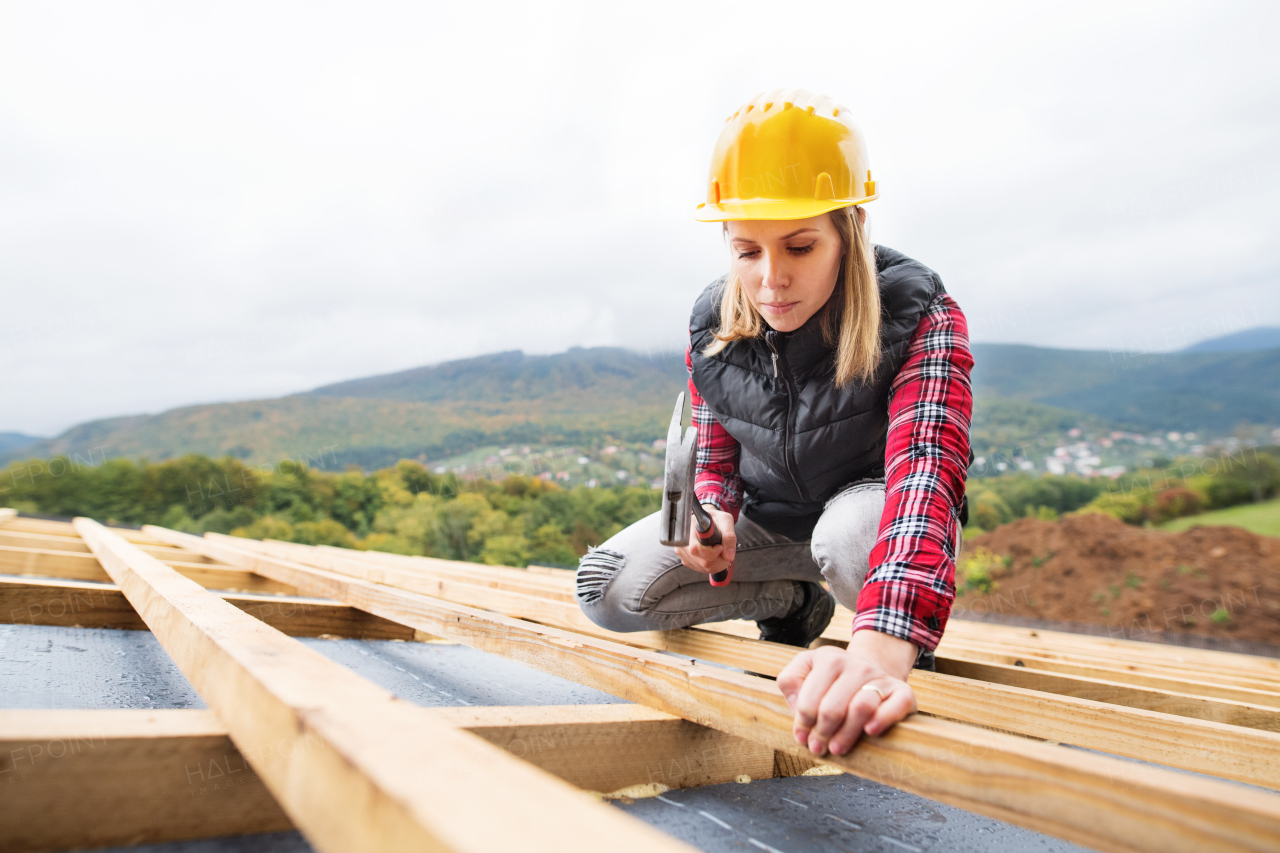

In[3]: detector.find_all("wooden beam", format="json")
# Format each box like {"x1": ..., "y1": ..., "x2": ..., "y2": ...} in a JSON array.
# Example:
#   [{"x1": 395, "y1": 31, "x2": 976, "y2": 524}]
[
  {"x1": 0, "y1": 530, "x2": 90, "y2": 552},
  {"x1": 942, "y1": 618, "x2": 1280, "y2": 678},
  {"x1": 935, "y1": 658, "x2": 1280, "y2": 731},
  {"x1": 203, "y1": 531, "x2": 1280, "y2": 787},
  {"x1": 937, "y1": 635, "x2": 1280, "y2": 693},
  {"x1": 0, "y1": 709, "x2": 293, "y2": 853},
  {"x1": 911, "y1": 672, "x2": 1280, "y2": 791},
  {"x1": 225, "y1": 533, "x2": 1280, "y2": 734},
  {"x1": 0, "y1": 574, "x2": 415, "y2": 639},
  {"x1": 939, "y1": 637, "x2": 1280, "y2": 704},
  {"x1": 430, "y1": 704, "x2": 776, "y2": 792},
  {"x1": 1, "y1": 515, "x2": 168, "y2": 546},
  {"x1": 74, "y1": 518, "x2": 693, "y2": 853},
  {"x1": 942, "y1": 614, "x2": 1280, "y2": 681},
  {"x1": 0, "y1": 705, "x2": 770, "y2": 853},
  {"x1": 143, "y1": 525, "x2": 1280, "y2": 853},
  {"x1": 0, "y1": 544, "x2": 297, "y2": 595}
]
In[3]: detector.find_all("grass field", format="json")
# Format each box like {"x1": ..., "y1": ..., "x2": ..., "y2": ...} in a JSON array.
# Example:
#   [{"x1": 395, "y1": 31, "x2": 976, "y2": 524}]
[{"x1": 1158, "y1": 497, "x2": 1280, "y2": 538}]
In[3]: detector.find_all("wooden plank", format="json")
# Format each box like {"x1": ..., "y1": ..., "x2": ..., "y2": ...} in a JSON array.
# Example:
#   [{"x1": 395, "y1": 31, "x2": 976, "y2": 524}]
[
  {"x1": 2, "y1": 516, "x2": 169, "y2": 546},
  {"x1": 219, "y1": 535, "x2": 804, "y2": 677},
  {"x1": 75, "y1": 518, "x2": 692, "y2": 853},
  {"x1": 0, "y1": 508, "x2": 15, "y2": 526},
  {"x1": 0, "y1": 574, "x2": 415, "y2": 639},
  {"x1": 939, "y1": 637, "x2": 1280, "y2": 703},
  {"x1": 937, "y1": 635, "x2": 1280, "y2": 692},
  {"x1": 0, "y1": 709, "x2": 293, "y2": 852},
  {"x1": 0, "y1": 544, "x2": 297, "y2": 595},
  {"x1": 201, "y1": 531, "x2": 1280, "y2": 787},
  {"x1": 911, "y1": 670, "x2": 1280, "y2": 791},
  {"x1": 944, "y1": 618, "x2": 1280, "y2": 677},
  {"x1": 232, "y1": 533, "x2": 1280, "y2": 733},
  {"x1": 430, "y1": 704, "x2": 776, "y2": 792},
  {"x1": 304, "y1": 541, "x2": 577, "y2": 602},
  {"x1": 0, "y1": 530, "x2": 90, "y2": 552},
  {"x1": 936, "y1": 658, "x2": 1280, "y2": 731},
  {"x1": 144, "y1": 525, "x2": 1280, "y2": 853},
  {"x1": 0, "y1": 705, "x2": 772, "y2": 853}
]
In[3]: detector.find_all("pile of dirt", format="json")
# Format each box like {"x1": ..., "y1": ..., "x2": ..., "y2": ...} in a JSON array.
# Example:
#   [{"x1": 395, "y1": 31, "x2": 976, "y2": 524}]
[{"x1": 958, "y1": 512, "x2": 1280, "y2": 645}]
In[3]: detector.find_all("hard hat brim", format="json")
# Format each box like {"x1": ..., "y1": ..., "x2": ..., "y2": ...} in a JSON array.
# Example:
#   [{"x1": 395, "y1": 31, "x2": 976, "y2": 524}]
[{"x1": 693, "y1": 195, "x2": 877, "y2": 222}]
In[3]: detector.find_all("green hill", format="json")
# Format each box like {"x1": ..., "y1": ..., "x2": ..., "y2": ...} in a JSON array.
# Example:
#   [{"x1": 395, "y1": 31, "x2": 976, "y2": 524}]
[
  {"x1": 8, "y1": 348, "x2": 687, "y2": 469},
  {"x1": 6, "y1": 340, "x2": 1277, "y2": 471},
  {"x1": 969, "y1": 343, "x2": 1280, "y2": 433}
]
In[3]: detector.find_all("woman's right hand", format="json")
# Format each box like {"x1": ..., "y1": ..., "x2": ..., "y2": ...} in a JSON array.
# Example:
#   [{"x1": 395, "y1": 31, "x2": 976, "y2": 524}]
[{"x1": 674, "y1": 504, "x2": 736, "y2": 574}]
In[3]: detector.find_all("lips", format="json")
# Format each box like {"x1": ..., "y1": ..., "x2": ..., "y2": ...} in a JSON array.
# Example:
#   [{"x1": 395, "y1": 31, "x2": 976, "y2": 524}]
[{"x1": 761, "y1": 302, "x2": 798, "y2": 314}]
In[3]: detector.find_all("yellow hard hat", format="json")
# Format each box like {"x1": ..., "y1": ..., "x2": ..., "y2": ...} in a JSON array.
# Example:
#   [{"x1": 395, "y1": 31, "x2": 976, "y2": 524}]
[{"x1": 695, "y1": 89, "x2": 877, "y2": 222}]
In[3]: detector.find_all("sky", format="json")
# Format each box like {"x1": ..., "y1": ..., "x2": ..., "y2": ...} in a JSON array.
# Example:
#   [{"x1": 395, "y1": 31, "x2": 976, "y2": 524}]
[{"x1": 1, "y1": 1, "x2": 1277, "y2": 436}]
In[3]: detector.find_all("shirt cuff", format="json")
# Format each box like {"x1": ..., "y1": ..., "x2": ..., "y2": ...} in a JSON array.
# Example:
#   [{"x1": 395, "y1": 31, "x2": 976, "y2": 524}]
[{"x1": 851, "y1": 581, "x2": 949, "y2": 652}]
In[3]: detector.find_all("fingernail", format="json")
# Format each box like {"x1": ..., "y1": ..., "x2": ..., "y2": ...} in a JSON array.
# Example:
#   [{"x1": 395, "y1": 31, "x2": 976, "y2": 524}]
[
  {"x1": 829, "y1": 741, "x2": 844, "y2": 755},
  {"x1": 784, "y1": 694, "x2": 796, "y2": 709}
]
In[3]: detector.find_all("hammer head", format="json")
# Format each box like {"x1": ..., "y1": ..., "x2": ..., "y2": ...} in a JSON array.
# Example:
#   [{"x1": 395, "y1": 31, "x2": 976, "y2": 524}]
[{"x1": 658, "y1": 391, "x2": 697, "y2": 546}]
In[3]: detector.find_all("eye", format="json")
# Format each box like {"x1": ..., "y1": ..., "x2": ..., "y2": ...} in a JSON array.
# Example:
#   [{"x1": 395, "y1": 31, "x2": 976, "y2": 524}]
[
  {"x1": 736, "y1": 249, "x2": 759, "y2": 259},
  {"x1": 788, "y1": 243, "x2": 816, "y2": 255}
]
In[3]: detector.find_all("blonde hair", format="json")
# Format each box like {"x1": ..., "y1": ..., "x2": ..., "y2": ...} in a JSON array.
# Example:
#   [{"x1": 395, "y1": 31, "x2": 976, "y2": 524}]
[{"x1": 702, "y1": 206, "x2": 881, "y2": 388}]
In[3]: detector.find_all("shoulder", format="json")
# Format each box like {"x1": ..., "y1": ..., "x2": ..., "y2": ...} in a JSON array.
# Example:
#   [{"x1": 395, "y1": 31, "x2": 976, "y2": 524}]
[{"x1": 874, "y1": 245, "x2": 945, "y2": 316}]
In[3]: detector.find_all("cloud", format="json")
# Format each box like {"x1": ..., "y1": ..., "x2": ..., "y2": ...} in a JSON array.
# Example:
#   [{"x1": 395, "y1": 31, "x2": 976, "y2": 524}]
[{"x1": 1, "y1": 0, "x2": 1277, "y2": 434}]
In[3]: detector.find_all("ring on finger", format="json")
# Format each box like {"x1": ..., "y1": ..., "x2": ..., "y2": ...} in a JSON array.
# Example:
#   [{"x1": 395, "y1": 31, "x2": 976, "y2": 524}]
[{"x1": 859, "y1": 683, "x2": 887, "y2": 702}]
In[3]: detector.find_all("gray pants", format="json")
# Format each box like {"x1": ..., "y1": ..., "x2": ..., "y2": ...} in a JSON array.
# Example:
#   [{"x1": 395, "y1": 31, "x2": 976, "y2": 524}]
[{"x1": 576, "y1": 480, "x2": 887, "y2": 633}]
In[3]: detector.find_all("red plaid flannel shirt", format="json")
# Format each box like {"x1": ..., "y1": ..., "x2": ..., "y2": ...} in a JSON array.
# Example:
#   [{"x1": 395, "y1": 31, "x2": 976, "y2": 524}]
[{"x1": 686, "y1": 292, "x2": 974, "y2": 651}]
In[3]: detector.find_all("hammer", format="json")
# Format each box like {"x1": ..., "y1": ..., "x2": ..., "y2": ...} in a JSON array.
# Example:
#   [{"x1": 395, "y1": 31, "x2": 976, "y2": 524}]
[{"x1": 659, "y1": 392, "x2": 733, "y2": 586}]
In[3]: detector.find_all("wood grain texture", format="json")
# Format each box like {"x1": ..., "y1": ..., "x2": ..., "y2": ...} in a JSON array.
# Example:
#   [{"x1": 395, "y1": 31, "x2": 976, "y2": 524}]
[
  {"x1": 939, "y1": 637, "x2": 1280, "y2": 705},
  {"x1": 144, "y1": 525, "x2": 1280, "y2": 853},
  {"x1": 0, "y1": 544, "x2": 297, "y2": 595},
  {"x1": 937, "y1": 635, "x2": 1280, "y2": 692},
  {"x1": 0, "y1": 706, "x2": 769, "y2": 853},
  {"x1": 188, "y1": 530, "x2": 1280, "y2": 789},
  {"x1": 0, "y1": 574, "x2": 414, "y2": 639},
  {"x1": 0, "y1": 709, "x2": 293, "y2": 853},
  {"x1": 944, "y1": 618, "x2": 1280, "y2": 680},
  {"x1": 935, "y1": 658, "x2": 1280, "y2": 731},
  {"x1": 78, "y1": 519, "x2": 693, "y2": 853}
]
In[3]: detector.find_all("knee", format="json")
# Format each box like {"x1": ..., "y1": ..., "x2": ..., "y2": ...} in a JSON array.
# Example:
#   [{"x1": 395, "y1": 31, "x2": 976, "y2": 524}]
[
  {"x1": 811, "y1": 483, "x2": 885, "y2": 608},
  {"x1": 574, "y1": 545, "x2": 658, "y2": 633}
]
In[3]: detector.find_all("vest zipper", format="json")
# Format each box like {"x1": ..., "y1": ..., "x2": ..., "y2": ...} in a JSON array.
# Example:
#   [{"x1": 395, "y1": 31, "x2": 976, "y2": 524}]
[{"x1": 765, "y1": 330, "x2": 807, "y2": 501}]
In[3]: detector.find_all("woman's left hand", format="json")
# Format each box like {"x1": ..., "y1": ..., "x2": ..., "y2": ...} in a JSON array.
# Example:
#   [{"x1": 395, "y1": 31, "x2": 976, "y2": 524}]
[{"x1": 776, "y1": 630, "x2": 919, "y2": 757}]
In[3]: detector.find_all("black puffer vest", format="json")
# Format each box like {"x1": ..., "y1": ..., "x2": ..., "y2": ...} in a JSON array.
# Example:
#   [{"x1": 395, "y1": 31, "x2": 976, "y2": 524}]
[{"x1": 689, "y1": 245, "x2": 948, "y2": 540}]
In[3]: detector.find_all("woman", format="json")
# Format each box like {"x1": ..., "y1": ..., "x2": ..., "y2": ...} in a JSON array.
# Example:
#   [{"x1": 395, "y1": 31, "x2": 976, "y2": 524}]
[{"x1": 576, "y1": 90, "x2": 974, "y2": 758}]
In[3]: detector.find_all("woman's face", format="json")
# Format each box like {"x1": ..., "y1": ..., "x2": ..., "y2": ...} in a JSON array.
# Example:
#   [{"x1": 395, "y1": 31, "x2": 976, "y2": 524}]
[{"x1": 726, "y1": 211, "x2": 846, "y2": 333}]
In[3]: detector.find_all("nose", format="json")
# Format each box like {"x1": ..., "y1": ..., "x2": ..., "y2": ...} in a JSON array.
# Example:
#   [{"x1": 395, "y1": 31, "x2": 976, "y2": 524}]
[{"x1": 761, "y1": 248, "x2": 788, "y2": 291}]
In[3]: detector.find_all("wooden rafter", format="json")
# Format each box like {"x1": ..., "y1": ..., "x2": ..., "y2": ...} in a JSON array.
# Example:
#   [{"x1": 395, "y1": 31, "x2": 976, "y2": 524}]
[
  {"x1": 213, "y1": 533, "x2": 1280, "y2": 734},
  {"x1": 140, "y1": 525, "x2": 1280, "y2": 853},
  {"x1": 72, "y1": 518, "x2": 695, "y2": 853},
  {"x1": 0, "y1": 705, "x2": 770, "y2": 853}
]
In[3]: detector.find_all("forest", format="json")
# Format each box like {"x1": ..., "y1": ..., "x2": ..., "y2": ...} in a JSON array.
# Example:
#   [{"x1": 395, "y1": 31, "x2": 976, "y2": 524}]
[
  {"x1": 2, "y1": 446, "x2": 1277, "y2": 567},
  {"x1": 0, "y1": 454, "x2": 658, "y2": 567}
]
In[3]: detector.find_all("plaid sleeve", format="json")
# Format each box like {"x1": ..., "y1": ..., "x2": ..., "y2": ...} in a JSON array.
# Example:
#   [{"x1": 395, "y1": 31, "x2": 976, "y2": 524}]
[
  {"x1": 686, "y1": 344, "x2": 743, "y2": 520},
  {"x1": 853, "y1": 292, "x2": 973, "y2": 652}
]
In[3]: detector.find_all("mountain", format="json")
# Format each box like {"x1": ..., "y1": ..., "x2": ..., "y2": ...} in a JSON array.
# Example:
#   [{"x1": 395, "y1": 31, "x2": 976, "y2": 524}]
[
  {"x1": 1181, "y1": 326, "x2": 1280, "y2": 353},
  {"x1": 4, "y1": 348, "x2": 687, "y2": 469},
  {"x1": 310, "y1": 347, "x2": 685, "y2": 404},
  {"x1": 969, "y1": 344, "x2": 1280, "y2": 433},
  {"x1": 0, "y1": 432, "x2": 44, "y2": 454},
  {"x1": 4, "y1": 341, "x2": 1277, "y2": 470}
]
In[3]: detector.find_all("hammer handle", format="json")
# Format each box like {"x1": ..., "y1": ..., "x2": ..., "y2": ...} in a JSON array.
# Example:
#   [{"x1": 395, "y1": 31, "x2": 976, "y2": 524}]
[{"x1": 692, "y1": 503, "x2": 732, "y2": 586}]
